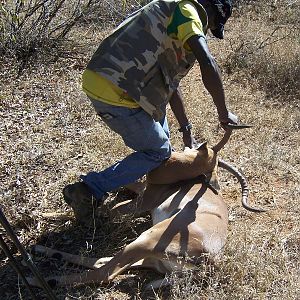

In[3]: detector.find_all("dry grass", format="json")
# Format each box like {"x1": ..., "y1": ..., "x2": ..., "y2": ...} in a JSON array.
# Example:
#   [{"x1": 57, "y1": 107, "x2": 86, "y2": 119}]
[{"x1": 0, "y1": 1, "x2": 299, "y2": 299}]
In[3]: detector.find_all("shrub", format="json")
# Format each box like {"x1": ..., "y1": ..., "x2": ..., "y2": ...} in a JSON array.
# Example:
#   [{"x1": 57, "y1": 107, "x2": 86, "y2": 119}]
[
  {"x1": 0, "y1": 0, "x2": 150, "y2": 61},
  {"x1": 0, "y1": 0, "x2": 92, "y2": 59}
]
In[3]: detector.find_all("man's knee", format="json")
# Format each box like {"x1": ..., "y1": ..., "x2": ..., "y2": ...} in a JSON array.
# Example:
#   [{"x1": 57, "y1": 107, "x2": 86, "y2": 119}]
[{"x1": 145, "y1": 142, "x2": 172, "y2": 163}]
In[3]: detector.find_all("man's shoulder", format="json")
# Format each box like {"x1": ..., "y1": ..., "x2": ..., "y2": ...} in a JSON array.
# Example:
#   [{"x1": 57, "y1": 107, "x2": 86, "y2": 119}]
[{"x1": 174, "y1": 0, "x2": 207, "y2": 23}]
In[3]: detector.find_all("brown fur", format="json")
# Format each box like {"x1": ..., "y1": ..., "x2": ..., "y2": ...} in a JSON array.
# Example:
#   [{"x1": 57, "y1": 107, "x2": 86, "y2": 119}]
[
  {"x1": 147, "y1": 142, "x2": 217, "y2": 185},
  {"x1": 27, "y1": 143, "x2": 230, "y2": 288}
]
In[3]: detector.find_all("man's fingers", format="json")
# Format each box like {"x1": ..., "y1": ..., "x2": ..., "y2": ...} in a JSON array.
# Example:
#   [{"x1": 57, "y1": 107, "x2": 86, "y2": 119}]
[
  {"x1": 182, "y1": 132, "x2": 197, "y2": 149},
  {"x1": 219, "y1": 111, "x2": 239, "y2": 125}
]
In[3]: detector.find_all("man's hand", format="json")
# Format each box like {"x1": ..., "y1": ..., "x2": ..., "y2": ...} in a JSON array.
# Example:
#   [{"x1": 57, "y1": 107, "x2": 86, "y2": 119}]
[
  {"x1": 219, "y1": 111, "x2": 238, "y2": 130},
  {"x1": 182, "y1": 131, "x2": 198, "y2": 149}
]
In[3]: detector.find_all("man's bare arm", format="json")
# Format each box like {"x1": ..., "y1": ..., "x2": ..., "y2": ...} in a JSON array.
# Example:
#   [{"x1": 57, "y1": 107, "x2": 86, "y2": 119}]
[
  {"x1": 169, "y1": 89, "x2": 197, "y2": 148},
  {"x1": 187, "y1": 35, "x2": 237, "y2": 125}
]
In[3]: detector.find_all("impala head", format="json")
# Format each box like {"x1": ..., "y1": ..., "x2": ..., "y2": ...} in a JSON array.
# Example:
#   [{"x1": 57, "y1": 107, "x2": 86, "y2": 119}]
[
  {"x1": 183, "y1": 141, "x2": 219, "y2": 191},
  {"x1": 186, "y1": 128, "x2": 233, "y2": 191},
  {"x1": 184, "y1": 141, "x2": 217, "y2": 171},
  {"x1": 196, "y1": 124, "x2": 252, "y2": 193},
  {"x1": 188, "y1": 127, "x2": 233, "y2": 174}
]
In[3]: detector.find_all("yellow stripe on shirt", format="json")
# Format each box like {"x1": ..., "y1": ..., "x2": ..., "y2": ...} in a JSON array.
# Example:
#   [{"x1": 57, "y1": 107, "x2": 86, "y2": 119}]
[
  {"x1": 177, "y1": 1, "x2": 206, "y2": 46},
  {"x1": 82, "y1": 69, "x2": 139, "y2": 108},
  {"x1": 167, "y1": 0, "x2": 207, "y2": 49}
]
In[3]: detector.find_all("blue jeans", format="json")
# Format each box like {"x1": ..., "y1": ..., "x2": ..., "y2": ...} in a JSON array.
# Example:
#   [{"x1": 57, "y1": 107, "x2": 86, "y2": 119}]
[{"x1": 80, "y1": 98, "x2": 172, "y2": 200}]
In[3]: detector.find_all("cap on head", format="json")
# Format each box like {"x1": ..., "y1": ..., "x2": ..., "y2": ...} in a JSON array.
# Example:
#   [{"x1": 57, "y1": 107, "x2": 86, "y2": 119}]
[{"x1": 209, "y1": 0, "x2": 233, "y2": 39}]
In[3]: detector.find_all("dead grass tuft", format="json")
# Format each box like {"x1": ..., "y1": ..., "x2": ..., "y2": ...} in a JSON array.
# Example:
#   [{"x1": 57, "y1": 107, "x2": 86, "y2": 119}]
[{"x1": 225, "y1": 1, "x2": 300, "y2": 105}]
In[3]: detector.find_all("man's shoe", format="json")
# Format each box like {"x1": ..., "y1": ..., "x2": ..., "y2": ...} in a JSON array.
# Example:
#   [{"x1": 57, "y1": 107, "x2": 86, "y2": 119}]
[{"x1": 63, "y1": 182, "x2": 100, "y2": 226}]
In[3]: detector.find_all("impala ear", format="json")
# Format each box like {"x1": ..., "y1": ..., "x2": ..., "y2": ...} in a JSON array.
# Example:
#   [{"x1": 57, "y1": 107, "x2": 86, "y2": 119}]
[{"x1": 195, "y1": 141, "x2": 208, "y2": 151}]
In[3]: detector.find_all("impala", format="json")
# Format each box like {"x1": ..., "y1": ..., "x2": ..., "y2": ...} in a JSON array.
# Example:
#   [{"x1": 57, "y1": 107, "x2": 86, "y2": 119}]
[{"x1": 28, "y1": 126, "x2": 264, "y2": 289}]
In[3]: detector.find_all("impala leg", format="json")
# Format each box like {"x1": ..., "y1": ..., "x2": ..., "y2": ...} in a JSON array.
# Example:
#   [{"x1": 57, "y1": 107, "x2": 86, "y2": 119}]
[
  {"x1": 29, "y1": 220, "x2": 175, "y2": 288},
  {"x1": 27, "y1": 243, "x2": 148, "y2": 287},
  {"x1": 32, "y1": 245, "x2": 112, "y2": 269},
  {"x1": 110, "y1": 198, "x2": 143, "y2": 217}
]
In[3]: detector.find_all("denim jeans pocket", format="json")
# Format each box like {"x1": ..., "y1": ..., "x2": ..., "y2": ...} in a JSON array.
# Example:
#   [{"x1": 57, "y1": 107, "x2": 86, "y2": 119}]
[{"x1": 101, "y1": 107, "x2": 147, "y2": 139}]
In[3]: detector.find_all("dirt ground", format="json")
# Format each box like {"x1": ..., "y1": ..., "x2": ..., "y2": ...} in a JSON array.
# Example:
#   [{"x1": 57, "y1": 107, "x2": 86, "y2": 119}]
[{"x1": 0, "y1": 2, "x2": 299, "y2": 300}]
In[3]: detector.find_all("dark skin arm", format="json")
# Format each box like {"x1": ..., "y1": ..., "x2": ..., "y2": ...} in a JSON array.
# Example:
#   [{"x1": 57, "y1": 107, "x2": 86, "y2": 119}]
[
  {"x1": 169, "y1": 88, "x2": 197, "y2": 148},
  {"x1": 169, "y1": 35, "x2": 236, "y2": 147},
  {"x1": 187, "y1": 35, "x2": 237, "y2": 125}
]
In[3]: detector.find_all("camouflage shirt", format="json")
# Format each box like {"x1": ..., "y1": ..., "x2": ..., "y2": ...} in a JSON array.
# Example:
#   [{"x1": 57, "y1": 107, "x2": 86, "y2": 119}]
[{"x1": 87, "y1": 0, "x2": 208, "y2": 121}]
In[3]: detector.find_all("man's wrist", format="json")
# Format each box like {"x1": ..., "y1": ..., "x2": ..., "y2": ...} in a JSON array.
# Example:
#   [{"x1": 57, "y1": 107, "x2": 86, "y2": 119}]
[
  {"x1": 218, "y1": 109, "x2": 229, "y2": 121},
  {"x1": 178, "y1": 123, "x2": 192, "y2": 132}
]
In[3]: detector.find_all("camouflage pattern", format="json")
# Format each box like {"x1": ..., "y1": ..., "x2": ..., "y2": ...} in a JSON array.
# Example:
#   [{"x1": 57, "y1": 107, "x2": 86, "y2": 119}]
[{"x1": 87, "y1": 0, "x2": 208, "y2": 121}]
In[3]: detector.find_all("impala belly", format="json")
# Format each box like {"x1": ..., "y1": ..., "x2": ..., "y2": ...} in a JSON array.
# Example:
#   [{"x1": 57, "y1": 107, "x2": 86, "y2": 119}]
[{"x1": 151, "y1": 184, "x2": 226, "y2": 225}]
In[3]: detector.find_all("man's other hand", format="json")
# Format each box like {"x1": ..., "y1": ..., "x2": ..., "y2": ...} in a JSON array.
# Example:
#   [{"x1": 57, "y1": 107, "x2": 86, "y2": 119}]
[{"x1": 182, "y1": 131, "x2": 198, "y2": 149}]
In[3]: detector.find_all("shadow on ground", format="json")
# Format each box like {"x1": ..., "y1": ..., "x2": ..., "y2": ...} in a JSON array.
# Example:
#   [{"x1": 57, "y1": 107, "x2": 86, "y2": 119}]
[{"x1": 0, "y1": 191, "x2": 173, "y2": 300}]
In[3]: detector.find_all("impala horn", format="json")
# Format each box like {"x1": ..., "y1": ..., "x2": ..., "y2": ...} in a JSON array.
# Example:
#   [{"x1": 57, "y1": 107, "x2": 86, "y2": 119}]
[
  {"x1": 212, "y1": 123, "x2": 253, "y2": 153},
  {"x1": 218, "y1": 159, "x2": 266, "y2": 212},
  {"x1": 212, "y1": 128, "x2": 232, "y2": 153}
]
